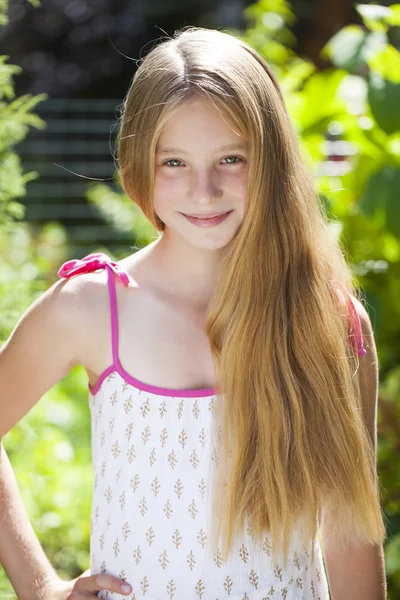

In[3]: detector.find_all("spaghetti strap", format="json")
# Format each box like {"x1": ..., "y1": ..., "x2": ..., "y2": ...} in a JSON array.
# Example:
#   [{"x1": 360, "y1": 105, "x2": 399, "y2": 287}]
[
  {"x1": 330, "y1": 279, "x2": 367, "y2": 358},
  {"x1": 346, "y1": 293, "x2": 367, "y2": 357},
  {"x1": 105, "y1": 263, "x2": 120, "y2": 365},
  {"x1": 58, "y1": 251, "x2": 131, "y2": 367},
  {"x1": 58, "y1": 254, "x2": 366, "y2": 362}
]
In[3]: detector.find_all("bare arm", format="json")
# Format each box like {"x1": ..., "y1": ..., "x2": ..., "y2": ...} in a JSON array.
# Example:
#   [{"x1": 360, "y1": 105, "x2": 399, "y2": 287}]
[
  {"x1": 321, "y1": 297, "x2": 387, "y2": 600},
  {"x1": 0, "y1": 275, "x2": 133, "y2": 600},
  {"x1": 0, "y1": 278, "x2": 82, "y2": 598},
  {"x1": 0, "y1": 441, "x2": 60, "y2": 599},
  {"x1": 0, "y1": 437, "x2": 132, "y2": 600}
]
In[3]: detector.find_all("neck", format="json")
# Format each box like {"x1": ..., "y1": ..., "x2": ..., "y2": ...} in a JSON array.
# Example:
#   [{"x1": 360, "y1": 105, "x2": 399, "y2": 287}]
[{"x1": 145, "y1": 231, "x2": 223, "y2": 311}]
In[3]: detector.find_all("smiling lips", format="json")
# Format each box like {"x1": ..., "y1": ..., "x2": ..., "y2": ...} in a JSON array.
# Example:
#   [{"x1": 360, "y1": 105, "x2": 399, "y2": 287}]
[
  {"x1": 182, "y1": 210, "x2": 233, "y2": 227},
  {"x1": 184, "y1": 211, "x2": 231, "y2": 218}
]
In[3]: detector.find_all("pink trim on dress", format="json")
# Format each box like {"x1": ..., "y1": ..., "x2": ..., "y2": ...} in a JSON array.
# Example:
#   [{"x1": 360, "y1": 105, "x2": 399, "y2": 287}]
[
  {"x1": 58, "y1": 252, "x2": 217, "y2": 398},
  {"x1": 58, "y1": 253, "x2": 366, "y2": 399},
  {"x1": 104, "y1": 263, "x2": 217, "y2": 397}
]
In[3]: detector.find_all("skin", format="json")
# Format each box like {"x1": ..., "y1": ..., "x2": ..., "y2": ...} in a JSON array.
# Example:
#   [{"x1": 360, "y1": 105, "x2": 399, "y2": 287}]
[
  {"x1": 320, "y1": 299, "x2": 387, "y2": 600},
  {"x1": 59, "y1": 98, "x2": 249, "y2": 597},
  {"x1": 0, "y1": 98, "x2": 386, "y2": 598},
  {"x1": 147, "y1": 97, "x2": 249, "y2": 311},
  {"x1": 0, "y1": 98, "x2": 250, "y2": 600}
]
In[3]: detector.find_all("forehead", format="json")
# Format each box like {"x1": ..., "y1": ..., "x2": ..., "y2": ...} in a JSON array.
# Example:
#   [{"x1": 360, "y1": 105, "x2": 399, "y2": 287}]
[
  {"x1": 156, "y1": 98, "x2": 247, "y2": 151},
  {"x1": 156, "y1": 141, "x2": 248, "y2": 155}
]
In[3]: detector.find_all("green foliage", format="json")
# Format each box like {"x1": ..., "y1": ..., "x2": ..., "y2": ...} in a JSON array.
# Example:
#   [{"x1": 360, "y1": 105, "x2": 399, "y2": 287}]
[
  {"x1": 0, "y1": 0, "x2": 41, "y2": 27},
  {"x1": 239, "y1": 0, "x2": 297, "y2": 72},
  {"x1": 368, "y1": 44, "x2": 400, "y2": 83},
  {"x1": 1, "y1": 0, "x2": 399, "y2": 598},
  {"x1": 2, "y1": 367, "x2": 93, "y2": 600},
  {"x1": 238, "y1": 1, "x2": 400, "y2": 596},
  {"x1": 0, "y1": 0, "x2": 77, "y2": 596},
  {"x1": 86, "y1": 181, "x2": 159, "y2": 248},
  {"x1": 0, "y1": 77, "x2": 47, "y2": 224},
  {"x1": 368, "y1": 73, "x2": 400, "y2": 134},
  {"x1": 356, "y1": 3, "x2": 400, "y2": 32},
  {"x1": 322, "y1": 5, "x2": 400, "y2": 137},
  {"x1": 359, "y1": 167, "x2": 400, "y2": 235},
  {"x1": 0, "y1": 1, "x2": 48, "y2": 227},
  {"x1": 0, "y1": 0, "x2": 52, "y2": 336},
  {"x1": 4, "y1": 367, "x2": 93, "y2": 577},
  {"x1": 321, "y1": 26, "x2": 387, "y2": 72}
]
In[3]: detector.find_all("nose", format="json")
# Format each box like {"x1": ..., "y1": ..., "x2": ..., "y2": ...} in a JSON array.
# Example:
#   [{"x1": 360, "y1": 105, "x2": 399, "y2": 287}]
[{"x1": 188, "y1": 169, "x2": 222, "y2": 206}]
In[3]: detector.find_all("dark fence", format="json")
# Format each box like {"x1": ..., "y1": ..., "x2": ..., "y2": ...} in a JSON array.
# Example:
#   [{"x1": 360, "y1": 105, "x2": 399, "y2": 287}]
[
  {"x1": 16, "y1": 97, "x2": 351, "y2": 253},
  {"x1": 16, "y1": 97, "x2": 135, "y2": 251}
]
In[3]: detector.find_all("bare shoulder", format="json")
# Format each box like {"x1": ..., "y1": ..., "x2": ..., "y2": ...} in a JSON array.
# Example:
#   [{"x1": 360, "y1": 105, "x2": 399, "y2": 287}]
[
  {"x1": 49, "y1": 268, "x2": 111, "y2": 368},
  {"x1": 51, "y1": 267, "x2": 109, "y2": 312},
  {"x1": 347, "y1": 294, "x2": 379, "y2": 451},
  {"x1": 347, "y1": 294, "x2": 376, "y2": 353},
  {"x1": 348, "y1": 294, "x2": 371, "y2": 325},
  {"x1": 0, "y1": 268, "x2": 112, "y2": 436}
]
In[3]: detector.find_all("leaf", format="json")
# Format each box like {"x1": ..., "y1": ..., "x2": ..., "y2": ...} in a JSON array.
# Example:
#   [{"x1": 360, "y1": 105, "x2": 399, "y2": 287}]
[
  {"x1": 292, "y1": 69, "x2": 347, "y2": 131},
  {"x1": 280, "y1": 57, "x2": 315, "y2": 94},
  {"x1": 387, "y1": 4, "x2": 400, "y2": 26},
  {"x1": 386, "y1": 180, "x2": 400, "y2": 237},
  {"x1": 355, "y1": 4, "x2": 392, "y2": 32},
  {"x1": 367, "y1": 45, "x2": 400, "y2": 83},
  {"x1": 359, "y1": 166, "x2": 400, "y2": 235},
  {"x1": 385, "y1": 532, "x2": 400, "y2": 576},
  {"x1": 321, "y1": 25, "x2": 387, "y2": 72},
  {"x1": 367, "y1": 73, "x2": 400, "y2": 134}
]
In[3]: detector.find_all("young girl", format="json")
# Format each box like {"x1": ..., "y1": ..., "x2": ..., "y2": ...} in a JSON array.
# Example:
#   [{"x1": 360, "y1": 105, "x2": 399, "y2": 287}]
[{"x1": 0, "y1": 27, "x2": 387, "y2": 600}]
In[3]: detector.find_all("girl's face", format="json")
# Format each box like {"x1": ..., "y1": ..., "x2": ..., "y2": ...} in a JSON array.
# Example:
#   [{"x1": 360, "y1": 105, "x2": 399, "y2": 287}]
[{"x1": 153, "y1": 98, "x2": 249, "y2": 249}]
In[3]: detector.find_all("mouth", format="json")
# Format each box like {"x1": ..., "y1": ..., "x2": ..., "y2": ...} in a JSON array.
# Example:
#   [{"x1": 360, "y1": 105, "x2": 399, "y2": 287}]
[
  {"x1": 180, "y1": 210, "x2": 234, "y2": 227},
  {"x1": 181, "y1": 210, "x2": 232, "y2": 219}
]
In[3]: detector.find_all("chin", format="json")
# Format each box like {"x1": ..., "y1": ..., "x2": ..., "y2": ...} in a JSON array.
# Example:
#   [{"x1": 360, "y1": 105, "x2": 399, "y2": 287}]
[{"x1": 185, "y1": 230, "x2": 239, "y2": 250}]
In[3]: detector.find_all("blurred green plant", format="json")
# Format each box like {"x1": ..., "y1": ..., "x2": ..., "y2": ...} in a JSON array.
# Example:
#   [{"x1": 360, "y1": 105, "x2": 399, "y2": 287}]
[
  {"x1": 0, "y1": 1, "x2": 90, "y2": 598},
  {"x1": 3, "y1": 366, "x2": 93, "y2": 577},
  {"x1": 0, "y1": 0, "x2": 49, "y2": 344},
  {"x1": 238, "y1": 2, "x2": 400, "y2": 597},
  {"x1": 84, "y1": 1, "x2": 400, "y2": 596},
  {"x1": 1, "y1": 0, "x2": 400, "y2": 598},
  {"x1": 86, "y1": 181, "x2": 159, "y2": 250}
]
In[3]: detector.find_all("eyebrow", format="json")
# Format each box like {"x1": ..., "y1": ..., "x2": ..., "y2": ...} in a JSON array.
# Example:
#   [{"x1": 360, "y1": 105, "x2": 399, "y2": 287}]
[{"x1": 156, "y1": 142, "x2": 248, "y2": 155}]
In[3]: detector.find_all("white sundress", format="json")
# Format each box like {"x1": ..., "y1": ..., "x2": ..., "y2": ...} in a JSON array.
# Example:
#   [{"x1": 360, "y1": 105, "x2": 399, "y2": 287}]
[{"x1": 57, "y1": 252, "x2": 366, "y2": 600}]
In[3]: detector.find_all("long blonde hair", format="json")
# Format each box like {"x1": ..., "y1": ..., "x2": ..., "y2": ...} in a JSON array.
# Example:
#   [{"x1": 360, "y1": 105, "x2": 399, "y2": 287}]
[{"x1": 117, "y1": 27, "x2": 386, "y2": 568}]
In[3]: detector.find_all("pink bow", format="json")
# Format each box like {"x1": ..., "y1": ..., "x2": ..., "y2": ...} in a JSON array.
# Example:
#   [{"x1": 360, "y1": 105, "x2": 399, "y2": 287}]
[{"x1": 58, "y1": 252, "x2": 130, "y2": 287}]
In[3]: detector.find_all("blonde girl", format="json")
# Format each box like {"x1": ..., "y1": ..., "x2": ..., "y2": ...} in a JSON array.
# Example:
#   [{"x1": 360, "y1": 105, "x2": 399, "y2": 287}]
[{"x1": 0, "y1": 27, "x2": 386, "y2": 600}]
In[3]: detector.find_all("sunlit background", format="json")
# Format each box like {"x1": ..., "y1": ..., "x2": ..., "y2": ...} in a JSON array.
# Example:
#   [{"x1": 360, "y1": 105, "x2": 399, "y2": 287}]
[{"x1": 1, "y1": 1, "x2": 399, "y2": 598}]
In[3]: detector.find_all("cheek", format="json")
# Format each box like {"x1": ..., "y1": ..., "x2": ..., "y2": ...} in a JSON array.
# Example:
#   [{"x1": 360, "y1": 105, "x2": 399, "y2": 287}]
[
  {"x1": 153, "y1": 173, "x2": 183, "y2": 214},
  {"x1": 154, "y1": 173, "x2": 178, "y2": 200},
  {"x1": 224, "y1": 169, "x2": 248, "y2": 194},
  {"x1": 154, "y1": 171, "x2": 183, "y2": 194},
  {"x1": 153, "y1": 168, "x2": 248, "y2": 200}
]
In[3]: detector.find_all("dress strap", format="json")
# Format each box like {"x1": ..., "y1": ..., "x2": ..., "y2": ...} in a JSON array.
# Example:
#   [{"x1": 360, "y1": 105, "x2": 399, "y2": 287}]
[
  {"x1": 58, "y1": 255, "x2": 366, "y2": 361},
  {"x1": 105, "y1": 261, "x2": 121, "y2": 365},
  {"x1": 346, "y1": 293, "x2": 367, "y2": 357},
  {"x1": 58, "y1": 252, "x2": 131, "y2": 366},
  {"x1": 330, "y1": 280, "x2": 367, "y2": 358}
]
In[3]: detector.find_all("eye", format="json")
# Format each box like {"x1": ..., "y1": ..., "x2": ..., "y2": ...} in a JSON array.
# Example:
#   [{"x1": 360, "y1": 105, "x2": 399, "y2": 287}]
[
  {"x1": 221, "y1": 155, "x2": 243, "y2": 165},
  {"x1": 163, "y1": 159, "x2": 184, "y2": 167},
  {"x1": 162, "y1": 155, "x2": 243, "y2": 168}
]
